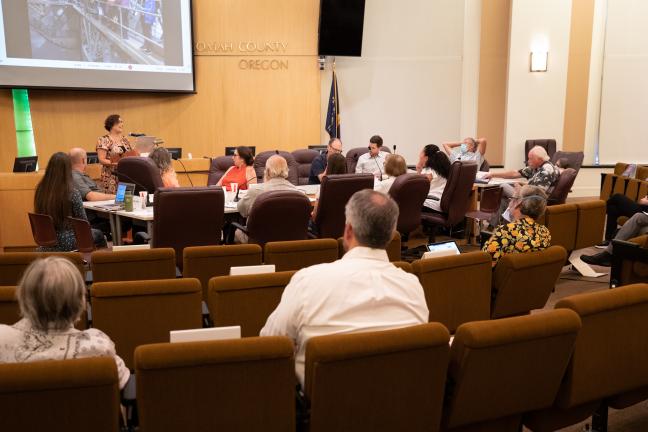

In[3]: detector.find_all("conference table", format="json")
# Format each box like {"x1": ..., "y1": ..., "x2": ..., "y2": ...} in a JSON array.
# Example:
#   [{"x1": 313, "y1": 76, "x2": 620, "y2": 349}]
[{"x1": 83, "y1": 185, "x2": 320, "y2": 246}]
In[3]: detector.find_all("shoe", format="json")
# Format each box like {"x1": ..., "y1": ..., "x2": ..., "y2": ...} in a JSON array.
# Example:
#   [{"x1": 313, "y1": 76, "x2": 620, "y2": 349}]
[
  {"x1": 594, "y1": 240, "x2": 610, "y2": 249},
  {"x1": 580, "y1": 251, "x2": 612, "y2": 267}
]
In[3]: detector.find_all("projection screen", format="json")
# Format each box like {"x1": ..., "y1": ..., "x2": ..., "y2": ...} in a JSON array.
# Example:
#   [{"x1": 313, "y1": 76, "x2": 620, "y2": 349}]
[{"x1": 0, "y1": 0, "x2": 194, "y2": 92}]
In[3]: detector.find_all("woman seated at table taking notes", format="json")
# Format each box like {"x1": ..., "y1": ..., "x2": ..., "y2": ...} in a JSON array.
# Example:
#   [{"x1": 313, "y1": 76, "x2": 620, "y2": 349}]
[
  {"x1": 482, "y1": 185, "x2": 551, "y2": 265},
  {"x1": 416, "y1": 144, "x2": 451, "y2": 212},
  {"x1": 149, "y1": 147, "x2": 180, "y2": 188},
  {"x1": 217, "y1": 146, "x2": 257, "y2": 191},
  {"x1": 375, "y1": 154, "x2": 407, "y2": 194},
  {"x1": 34, "y1": 152, "x2": 105, "y2": 251}
]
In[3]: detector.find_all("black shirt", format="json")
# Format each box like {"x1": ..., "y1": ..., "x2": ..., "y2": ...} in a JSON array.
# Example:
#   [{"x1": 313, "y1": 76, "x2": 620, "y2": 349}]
[{"x1": 309, "y1": 152, "x2": 328, "y2": 184}]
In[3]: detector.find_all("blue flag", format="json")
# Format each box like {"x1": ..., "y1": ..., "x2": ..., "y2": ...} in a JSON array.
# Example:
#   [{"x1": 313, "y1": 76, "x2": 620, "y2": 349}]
[{"x1": 325, "y1": 70, "x2": 340, "y2": 139}]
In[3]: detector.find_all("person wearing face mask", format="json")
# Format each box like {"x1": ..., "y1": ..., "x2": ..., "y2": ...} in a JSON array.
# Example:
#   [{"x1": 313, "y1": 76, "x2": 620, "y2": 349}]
[
  {"x1": 442, "y1": 137, "x2": 487, "y2": 168},
  {"x1": 355, "y1": 135, "x2": 389, "y2": 178},
  {"x1": 482, "y1": 185, "x2": 551, "y2": 265}
]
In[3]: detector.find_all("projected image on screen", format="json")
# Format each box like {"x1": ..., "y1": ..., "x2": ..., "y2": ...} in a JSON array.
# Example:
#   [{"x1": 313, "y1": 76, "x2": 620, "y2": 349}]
[{"x1": 0, "y1": 0, "x2": 194, "y2": 92}]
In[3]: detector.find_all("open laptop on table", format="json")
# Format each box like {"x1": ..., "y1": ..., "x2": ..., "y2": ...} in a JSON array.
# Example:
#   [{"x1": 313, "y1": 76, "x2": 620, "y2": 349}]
[{"x1": 96, "y1": 182, "x2": 136, "y2": 211}]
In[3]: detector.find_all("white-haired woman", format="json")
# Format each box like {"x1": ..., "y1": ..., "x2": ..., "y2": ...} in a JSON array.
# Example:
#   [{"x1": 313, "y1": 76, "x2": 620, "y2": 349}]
[
  {"x1": 483, "y1": 185, "x2": 551, "y2": 265},
  {"x1": 0, "y1": 257, "x2": 129, "y2": 389}
]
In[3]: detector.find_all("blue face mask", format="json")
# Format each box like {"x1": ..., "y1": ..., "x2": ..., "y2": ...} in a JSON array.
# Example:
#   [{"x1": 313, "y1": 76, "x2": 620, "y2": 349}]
[{"x1": 460, "y1": 143, "x2": 468, "y2": 153}]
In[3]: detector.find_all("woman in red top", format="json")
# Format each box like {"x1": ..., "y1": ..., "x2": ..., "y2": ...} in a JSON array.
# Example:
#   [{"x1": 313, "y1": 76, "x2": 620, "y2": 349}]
[{"x1": 217, "y1": 146, "x2": 257, "y2": 191}]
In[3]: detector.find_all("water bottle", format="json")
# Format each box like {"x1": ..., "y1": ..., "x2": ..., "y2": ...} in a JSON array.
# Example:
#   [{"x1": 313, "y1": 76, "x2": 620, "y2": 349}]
[{"x1": 124, "y1": 190, "x2": 134, "y2": 212}]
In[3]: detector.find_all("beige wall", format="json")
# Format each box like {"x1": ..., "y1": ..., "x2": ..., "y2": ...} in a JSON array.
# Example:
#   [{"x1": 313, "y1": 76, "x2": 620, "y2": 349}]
[
  {"x1": 563, "y1": 0, "x2": 595, "y2": 152},
  {"x1": 0, "y1": 0, "x2": 321, "y2": 172},
  {"x1": 476, "y1": 0, "x2": 511, "y2": 166}
]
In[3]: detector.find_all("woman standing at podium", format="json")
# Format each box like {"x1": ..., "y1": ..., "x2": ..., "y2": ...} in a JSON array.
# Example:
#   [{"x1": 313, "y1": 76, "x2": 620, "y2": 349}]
[{"x1": 96, "y1": 114, "x2": 133, "y2": 194}]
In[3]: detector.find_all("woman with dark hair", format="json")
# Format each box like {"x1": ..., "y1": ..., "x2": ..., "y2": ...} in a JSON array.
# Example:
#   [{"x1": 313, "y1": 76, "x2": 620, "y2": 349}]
[
  {"x1": 96, "y1": 114, "x2": 133, "y2": 194},
  {"x1": 323, "y1": 153, "x2": 347, "y2": 176},
  {"x1": 416, "y1": 144, "x2": 451, "y2": 212},
  {"x1": 34, "y1": 152, "x2": 102, "y2": 251},
  {"x1": 217, "y1": 146, "x2": 257, "y2": 191},
  {"x1": 149, "y1": 147, "x2": 180, "y2": 187}
]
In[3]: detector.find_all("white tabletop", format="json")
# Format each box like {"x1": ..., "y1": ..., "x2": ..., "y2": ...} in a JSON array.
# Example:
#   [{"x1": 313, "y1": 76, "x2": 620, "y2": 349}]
[{"x1": 84, "y1": 197, "x2": 239, "y2": 221}]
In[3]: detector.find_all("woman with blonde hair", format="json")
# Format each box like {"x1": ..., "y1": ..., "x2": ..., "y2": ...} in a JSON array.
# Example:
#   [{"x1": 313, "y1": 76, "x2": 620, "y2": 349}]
[
  {"x1": 0, "y1": 257, "x2": 130, "y2": 389},
  {"x1": 149, "y1": 147, "x2": 180, "y2": 187},
  {"x1": 375, "y1": 154, "x2": 407, "y2": 194}
]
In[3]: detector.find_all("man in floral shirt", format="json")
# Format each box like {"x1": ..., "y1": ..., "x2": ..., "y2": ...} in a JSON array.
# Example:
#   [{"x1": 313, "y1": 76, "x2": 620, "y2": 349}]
[{"x1": 483, "y1": 185, "x2": 551, "y2": 265}]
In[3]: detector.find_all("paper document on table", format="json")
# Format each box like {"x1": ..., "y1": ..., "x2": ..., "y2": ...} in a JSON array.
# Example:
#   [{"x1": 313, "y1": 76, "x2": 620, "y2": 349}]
[
  {"x1": 475, "y1": 171, "x2": 489, "y2": 180},
  {"x1": 225, "y1": 202, "x2": 237, "y2": 209}
]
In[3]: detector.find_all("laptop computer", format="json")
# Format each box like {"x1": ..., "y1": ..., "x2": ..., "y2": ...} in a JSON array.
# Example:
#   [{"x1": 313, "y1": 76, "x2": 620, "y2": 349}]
[
  {"x1": 97, "y1": 182, "x2": 135, "y2": 210},
  {"x1": 422, "y1": 240, "x2": 460, "y2": 259}
]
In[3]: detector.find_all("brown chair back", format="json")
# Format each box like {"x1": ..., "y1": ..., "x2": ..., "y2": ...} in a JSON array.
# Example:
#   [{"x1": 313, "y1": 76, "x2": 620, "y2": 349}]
[
  {"x1": 525, "y1": 283, "x2": 648, "y2": 431},
  {"x1": 207, "y1": 271, "x2": 295, "y2": 337},
  {"x1": 91, "y1": 248, "x2": 177, "y2": 283},
  {"x1": 116, "y1": 156, "x2": 164, "y2": 194},
  {"x1": 388, "y1": 173, "x2": 430, "y2": 236},
  {"x1": 345, "y1": 146, "x2": 391, "y2": 173},
  {"x1": 547, "y1": 168, "x2": 577, "y2": 205},
  {"x1": 542, "y1": 203, "x2": 577, "y2": 253},
  {"x1": 440, "y1": 161, "x2": 478, "y2": 220},
  {"x1": 491, "y1": 246, "x2": 567, "y2": 319},
  {"x1": 253, "y1": 151, "x2": 299, "y2": 185},
  {"x1": 292, "y1": 149, "x2": 320, "y2": 185},
  {"x1": 412, "y1": 252, "x2": 492, "y2": 333},
  {"x1": 67, "y1": 217, "x2": 96, "y2": 253},
  {"x1": 314, "y1": 174, "x2": 374, "y2": 238},
  {"x1": 91, "y1": 278, "x2": 202, "y2": 369},
  {"x1": 574, "y1": 200, "x2": 606, "y2": 249},
  {"x1": 245, "y1": 191, "x2": 312, "y2": 246},
  {"x1": 444, "y1": 310, "x2": 581, "y2": 431},
  {"x1": 27, "y1": 213, "x2": 57, "y2": 248},
  {"x1": 135, "y1": 337, "x2": 295, "y2": 432},
  {"x1": 183, "y1": 244, "x2": 263, "y2": 301},
  {"x1": 0, "y1": 357, "x2": 120, "y2": 432},
  {"x1": 152, "y1": 187, "x2": 225, "y2": 269},
  {"x1": 551, "y1": 151, "x2": 585, "y2": 172},
  {"x1": 305, "y1": 323, "x2": 450, "y2": 432},
  {"x1": 0, "y1": 252, "x2": 85, "y2": 285},
  {"x1": 207, "y1": 155, "x2": 235, "y2": 185},
  {"x1": 264, "y1": 239, "x2": 339, "y2": 271},
  {"x1": 0, "y1": 286, "x2": 19, "y2": 325},
  {"x1": 524, "y1": 139, "x2": 557, "y2": 164}
]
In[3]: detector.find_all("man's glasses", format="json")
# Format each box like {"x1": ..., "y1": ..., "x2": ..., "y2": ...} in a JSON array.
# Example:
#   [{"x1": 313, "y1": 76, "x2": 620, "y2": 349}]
[{"x1": 330, "y1": 147, "x2": 343, "y2": 154}]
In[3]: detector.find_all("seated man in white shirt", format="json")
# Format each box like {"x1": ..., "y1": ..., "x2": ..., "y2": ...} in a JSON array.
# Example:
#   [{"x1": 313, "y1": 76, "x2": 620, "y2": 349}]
[
  {"x1": 355, "y1": 135, "x2": 389, "y2": 177},
  {"x1": 234, "y1": 155, "x2": 303, "y2": 243},
  {"x1": 260, "y1": 189, "x2": 429, "y2": 388}
]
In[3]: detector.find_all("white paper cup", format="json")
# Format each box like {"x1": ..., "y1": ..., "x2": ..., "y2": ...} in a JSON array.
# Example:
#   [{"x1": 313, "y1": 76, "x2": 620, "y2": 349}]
[
  {"x1": 230, "y1": 182, "x2": 239, "y2": 194},
  {"x1": 139, "y1": 191, "x2": 148, "y2": 209}
]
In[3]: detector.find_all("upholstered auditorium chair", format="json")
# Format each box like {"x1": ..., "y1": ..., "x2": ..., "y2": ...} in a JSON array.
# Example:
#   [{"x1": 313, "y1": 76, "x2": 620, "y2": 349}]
[
  {"x1": 490, "y1": 246, "x2": 567, "y2": 319},
  {"x1": 304, "y1": 323, "x2": 450, "y2": 432},
  {"x1": 207, "y1": 271, "x2": 296, "y2": 337},
  {"x1": 547, "y1": 168, "x2": 577, "y2": 205},
  {"x1": 135, "y1": 337, "x2": 295, "y2": 432},
  {"x1": 0, "y1": 286, "x2": 19, "y2": 325},
  {"x1": 207, "y1": 155, "x2": 234, "y2": 185},
  {"x1": 0, "y1": 251, "x2": 85, "y2": 285},
  {"x1": 264, "y1": 239, "x2": 339, "y2": 271},
  {"x1": 233, "y1": 191, "x2": 312, "y2": 246},
  {"x1": 388, "y1": 173, "x2": 430, "y2": 243},
  {"x1": 392, "y1": 261, "x2": 413, "y2": 272},
  {"x1": 412, "y1": 251, "x2": 492, "y2": 333},
  {"x1": 421, "y1": 161, "x2": 479, "y2": 242},
  {"x1": 183, "y1": 244, "x2": 263, "y2": 300},
  {"x1": 610, "y1": 236, "x2": 648, "y2": 286},
  {"x1": 253, "y1": 150, "x2": 299, "y2": 185},
  {"x1": 312, "y1": 174, "x2": 374, "y2": 239},
  {"x1": 442, "y1": 310, "x2": 581, "y2": 431},
  {"x1": 116, "y1": 156, "x2": 164, "y2": 194},
  {"x1": 337, "y1": 232, "x2": 402, "y2": 261},
  {"x1": 0, "y1": 357, "x2": 120, "y2": 432},
  {"x1": 152, "y1": 186, "x2": 225, "y2": 269},
  {"x1": 551, "y1": 150, "x2": 585, "y2": 173},
  {"x1": 292, "y1": 149, "x2": 320, "y2": 185},
  {"x1": 345, "y1": 146, "x2": 391, "y2": 173},
  {"x1": 574, "y1": 200, "x2": 606, "y2": 250},
  {"x1": 539, "y1": 203, "x2": 577, "y2": 255},
  {"x1": 91, "y1": 248, "x2": 177, "y2": 283},
  {"x1": 91, "y1": 278, "x2": 202, "y2": 369},
  {"x1": 524, "y1": 139, "x2": 556, "y2": 164},
  {"x1": 525, "y1": 284, "x2": 648, "y2": 432}
]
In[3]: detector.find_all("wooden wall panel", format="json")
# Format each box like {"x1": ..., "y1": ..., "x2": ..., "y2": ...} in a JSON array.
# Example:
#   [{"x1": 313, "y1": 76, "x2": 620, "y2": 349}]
[
  {"x1": 0, "y1": 92, "x2": 18, "y2": 172},
  {"x1": 0, "y1": 173, "x2": 42, "y2": 250}
]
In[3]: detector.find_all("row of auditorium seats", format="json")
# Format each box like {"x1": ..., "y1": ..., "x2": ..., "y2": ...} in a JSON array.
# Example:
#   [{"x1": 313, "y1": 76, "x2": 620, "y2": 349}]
[
  {"x1": 610, "y1": 234, "x2": 648, "y2": 286},
  {"x1": 0, "y1": 246, "x2": 568, "y2": 368},
  {"x1": 2, "y1": 283, "x2": 648, "y2": 431},
  {"x1": 600, "y1": 164, "x2": 648, "y2": 227},
  {"x1": 537, "y1": 200, "x2": 606, "y2": 255}
]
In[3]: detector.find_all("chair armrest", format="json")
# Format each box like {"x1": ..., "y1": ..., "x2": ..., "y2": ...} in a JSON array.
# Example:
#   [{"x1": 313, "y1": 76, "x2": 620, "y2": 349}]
[{"x1": 231, "y1": 221, "x2": 248, "y2": 234}]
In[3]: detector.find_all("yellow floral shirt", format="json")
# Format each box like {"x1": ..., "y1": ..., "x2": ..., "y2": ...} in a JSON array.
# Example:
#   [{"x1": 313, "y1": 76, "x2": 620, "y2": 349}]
[{"x1": 482, "y1": 217, "x2": 551, "y2": 264}]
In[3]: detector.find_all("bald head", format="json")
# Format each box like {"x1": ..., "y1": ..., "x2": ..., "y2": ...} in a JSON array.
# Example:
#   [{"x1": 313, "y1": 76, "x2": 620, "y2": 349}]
[
  {"x1": 69, "y1": 148, "x2": 86, "y2": 164},
  {"x1": 264, "y1": 155, "x2": 289, "y2": 181}
]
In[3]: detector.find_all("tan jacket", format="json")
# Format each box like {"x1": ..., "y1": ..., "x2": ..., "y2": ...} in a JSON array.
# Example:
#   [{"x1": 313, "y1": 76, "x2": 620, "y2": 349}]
[{"x1": 236, "y1": 177, "x2": 302, "y2": 217}]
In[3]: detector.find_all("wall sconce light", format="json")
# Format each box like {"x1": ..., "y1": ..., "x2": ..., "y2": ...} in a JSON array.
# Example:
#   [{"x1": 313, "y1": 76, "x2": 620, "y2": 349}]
[{"x1": 530, "y1": 51, "x2": 548, "y2": 72}]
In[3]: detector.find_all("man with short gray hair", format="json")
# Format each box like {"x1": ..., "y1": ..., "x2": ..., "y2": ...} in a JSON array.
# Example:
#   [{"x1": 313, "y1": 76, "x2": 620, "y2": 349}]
[{"x1": 260, "y1": 189, "x2": 428, "y2": 387}]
